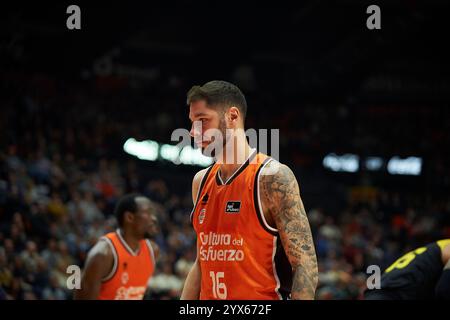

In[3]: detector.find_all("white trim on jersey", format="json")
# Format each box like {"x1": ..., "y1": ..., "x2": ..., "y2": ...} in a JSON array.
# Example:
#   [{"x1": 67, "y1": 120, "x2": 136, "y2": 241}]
[
  {"x1": 189, "y1": 165, "x2": 214, "y2": 223},
  {"x1": 217, "y1": 171, "x2": 225, "y2": 185},
  {"x1": 145, "y1": 239, "x2": 156, "y2": 268},
  {"x1": 256, "y1": 158, "x2": 279, "y2": 233},
  {"x1": 101, "y1": 237, "x2": 118, "y2": 282}
]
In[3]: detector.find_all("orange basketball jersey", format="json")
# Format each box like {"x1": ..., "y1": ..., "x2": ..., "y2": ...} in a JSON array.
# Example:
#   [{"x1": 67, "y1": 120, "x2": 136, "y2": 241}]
[
  {"x1": 191, "y1": 150, "x2": 292, "y2": 300},
  {"x1": 98, "y1": 230, "x2": 155, "y2": 300}
]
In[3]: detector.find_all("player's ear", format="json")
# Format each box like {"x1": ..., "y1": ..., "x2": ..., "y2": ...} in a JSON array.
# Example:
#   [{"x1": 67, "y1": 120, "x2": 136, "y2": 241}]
[
  {"x1": 124, "y1": 211, "x2": 135, "y2": 224},
  {"x1": 228, "y1": 107, "x2": 239, "y2": 124}
]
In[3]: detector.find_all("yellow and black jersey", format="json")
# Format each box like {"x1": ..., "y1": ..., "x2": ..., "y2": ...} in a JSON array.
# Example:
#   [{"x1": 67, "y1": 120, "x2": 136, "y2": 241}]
[{"x1": 365, "y1": 239, "x2": 450, "y2": 300}]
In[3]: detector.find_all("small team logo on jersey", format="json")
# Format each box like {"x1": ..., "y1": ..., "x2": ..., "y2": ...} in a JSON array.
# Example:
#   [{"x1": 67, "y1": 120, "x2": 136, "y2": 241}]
[
  {"x1": 199, "y1": 208, "x2": 206, "y2": 224},
  {"x1": 201, "y1": 193, "x2": 209, "y2": 205},
  {"x1": 225, "y1": 201, "x2": 241, "y2": 213},
  {"x1": 121, "y1": 271, "x2": 129, "y2": 285}
]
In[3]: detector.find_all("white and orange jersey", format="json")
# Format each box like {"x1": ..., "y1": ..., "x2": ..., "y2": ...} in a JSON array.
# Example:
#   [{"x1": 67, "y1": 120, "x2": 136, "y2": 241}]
[
  {"x1": 191, "y1": 150, "x2": 292, "y2": 300},
  {"x1": 98, "y1": 230, "x2": 155, "y2": 300}
]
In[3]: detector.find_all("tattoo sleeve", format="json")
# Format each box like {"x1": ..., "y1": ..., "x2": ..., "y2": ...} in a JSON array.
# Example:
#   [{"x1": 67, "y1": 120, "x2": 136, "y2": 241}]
[{"x1": 260, "y1": 162, "x2": 319, "y2": 300}]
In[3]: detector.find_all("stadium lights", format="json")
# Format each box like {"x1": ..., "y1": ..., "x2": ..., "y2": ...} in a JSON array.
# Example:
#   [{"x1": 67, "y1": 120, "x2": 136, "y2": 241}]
[
  {"x1": 322, "y1": 153, "x2": 422, "y2": 176},
  {"x1": 322, "y1": 153, "x2": 359, "y2": 173},
  {"x1": 160, "y1": 143, "x2": 180, "y2": 163},
  {"x1": 387, "y1": 157, "x2": 422, "y2": 176},
  {"x1": 123, "y1": 138, "x2": 159, "y2": 161},
  {"x1": 365, "y1": 157, "x2": 384, "y2": 171},
  {"x1": 123, "y1": 138, "x2": 213, "y2": 167}
]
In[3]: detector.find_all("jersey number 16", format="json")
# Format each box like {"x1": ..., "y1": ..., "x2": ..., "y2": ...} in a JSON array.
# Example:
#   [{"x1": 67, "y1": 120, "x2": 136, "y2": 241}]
[{"x1": 210, "y1": 271, "x2": 227, "y2": 299}]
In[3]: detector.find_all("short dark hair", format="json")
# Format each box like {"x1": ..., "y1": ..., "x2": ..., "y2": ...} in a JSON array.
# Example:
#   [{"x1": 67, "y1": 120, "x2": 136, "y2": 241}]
[
  {"x1": 186, "y1": 80, "x2": 247, "y2": 119},
  {"x1": 114, "y1": 193, "x2": 142, "y2": 227}
]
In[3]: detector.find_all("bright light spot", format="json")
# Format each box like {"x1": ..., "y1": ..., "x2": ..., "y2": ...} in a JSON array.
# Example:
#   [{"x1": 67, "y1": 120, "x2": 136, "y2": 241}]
[
  {"x1": 123, "y1": 138, "x2": 158, "y2": 161},
  {"x1": 179, "y1": 145, "x2": 213, "y2": 167},
  {"x1": 123, "y1": 138, "x2": 212, "y2": 167},
  {"x1": 387, "y1": 157, "x2": 422, "y2": 175},
  {"x1": 323, "y1": 153, "x2": 359, "y2": 173},
  {"x1": 365, "y1": 157, "x2": 384, "y2": 171}
]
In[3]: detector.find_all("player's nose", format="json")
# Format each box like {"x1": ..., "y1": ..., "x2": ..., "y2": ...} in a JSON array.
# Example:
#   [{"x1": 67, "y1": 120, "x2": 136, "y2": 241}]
[{"x1": 190, "y1": 120, "x2": 203, "y2": 138}]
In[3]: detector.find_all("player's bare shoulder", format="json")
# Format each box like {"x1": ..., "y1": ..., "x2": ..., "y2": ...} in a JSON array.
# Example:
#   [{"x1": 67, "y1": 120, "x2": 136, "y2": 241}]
[
  {"x1": 192, "y1": 167, "x2": 210, "y2": 203},
  {"x1": 85, "y1": 237, "x2": 114, "y2": 268}
]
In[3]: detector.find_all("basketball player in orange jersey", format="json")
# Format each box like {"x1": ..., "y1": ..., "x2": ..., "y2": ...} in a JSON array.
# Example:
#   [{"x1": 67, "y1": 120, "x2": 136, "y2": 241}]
[
  {"x1": 180, "y1": 80, "x2": 318, "y2": 300},
  {"x1": 74, "y1": 194, "x2": 159, "y2": 300}
]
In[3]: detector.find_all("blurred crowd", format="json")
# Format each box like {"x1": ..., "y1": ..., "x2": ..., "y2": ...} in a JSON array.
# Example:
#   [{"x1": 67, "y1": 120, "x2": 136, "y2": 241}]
[{"x1": 2, "y1": 144, "x2": 449, "y2": 300}]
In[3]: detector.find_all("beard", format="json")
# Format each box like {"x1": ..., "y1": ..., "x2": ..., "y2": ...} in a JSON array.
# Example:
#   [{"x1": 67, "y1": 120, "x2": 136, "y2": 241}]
[
  {"x1": 143, "y1": 231, "x2": 152, "y2": 239},
  {"x1": 201, "y1": 117, "x2": 229, "y2": 159}
]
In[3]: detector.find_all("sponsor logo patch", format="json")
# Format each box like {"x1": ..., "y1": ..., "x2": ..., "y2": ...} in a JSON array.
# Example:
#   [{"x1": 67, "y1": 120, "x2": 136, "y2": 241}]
[{"x1": 225, "y1": 201, "x2": 241, "y2": 213}]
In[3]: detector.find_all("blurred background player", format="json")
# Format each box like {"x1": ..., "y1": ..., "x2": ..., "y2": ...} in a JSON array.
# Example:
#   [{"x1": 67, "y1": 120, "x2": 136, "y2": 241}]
[
  {"x1": 180, "y1": 81, "x2": 318, "y2": 300},
  {"x1": 74, "y1": 194, "x2": 159, "y2": 300},
  {"x1": 364, "y1": 239, "x2": 450, "y2": 300}
]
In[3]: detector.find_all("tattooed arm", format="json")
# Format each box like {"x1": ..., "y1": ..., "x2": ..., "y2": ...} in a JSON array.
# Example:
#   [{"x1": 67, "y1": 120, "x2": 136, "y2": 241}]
[{"x1": 260, "y1": 161, "x2": 318, "y2": 300}]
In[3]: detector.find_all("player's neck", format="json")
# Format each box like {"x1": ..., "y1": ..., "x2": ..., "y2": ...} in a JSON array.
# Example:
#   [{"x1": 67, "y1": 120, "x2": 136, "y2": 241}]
[
  {"x1": 119, "y1": 228, "x2": 140, "y2": 252},
  {"x1": 216, "y1": 135, "x2": 254, "y2": 182}
]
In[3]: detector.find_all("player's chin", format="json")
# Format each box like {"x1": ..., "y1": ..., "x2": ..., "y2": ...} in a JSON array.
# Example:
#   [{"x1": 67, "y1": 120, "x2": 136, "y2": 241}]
[
  {"x1": 196, "y1": 141, "x2": 208, "y2": 148},
  {"x1": 143, "y1": 231, "x2": 152, "y2": 239},
  {"x1": 201, "y1": 142, "x2": 224, "y2": 158}
]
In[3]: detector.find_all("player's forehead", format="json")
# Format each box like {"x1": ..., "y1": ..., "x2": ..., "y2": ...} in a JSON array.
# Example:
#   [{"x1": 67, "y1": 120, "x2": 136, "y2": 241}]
[{"x1": 188, "y1": 100, "x2": 217, "y2": 120}]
